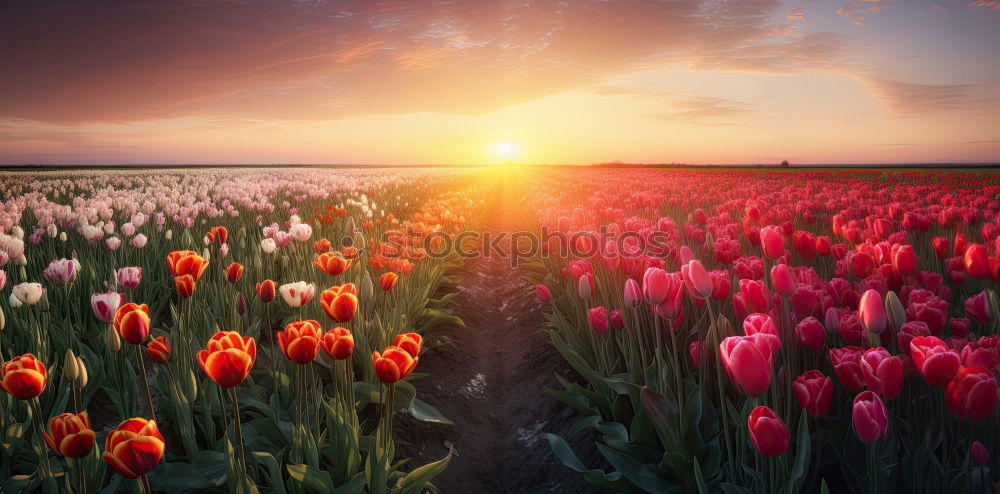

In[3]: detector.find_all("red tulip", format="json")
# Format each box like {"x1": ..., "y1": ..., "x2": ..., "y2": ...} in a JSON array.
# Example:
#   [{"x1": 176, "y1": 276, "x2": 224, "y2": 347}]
[
  {"x1": 945, "y1": 366, "x2": 997, "y2": 421},
  {"x1": 379, "y1": 272, "x2": 398, "y2": 291},
  {"x1": 372, "y1": 346, "x2": 418, "y2": 384},
  {"x1": 321, "y1": 327, "x2": 355, "y2": 360},
  {"x1": 146, "y1": 336, "x2": 171, "y2": 364},
  {"x1": 256, "y1": 279, "x2": 277, "y2": 303},
  {"x1": 910, "y1": 335, "x2": 961, "y2": 388},
  {"x1": 174, "y1": 274, "x2": 196, "y2": 298},
  {"x1": 610, "y1": 309, "x2": 624, "y2": 330},
  {"x1": 850, "y1": 251, "x2": 875, "y2": 279},
  {"x1": 197, "y1": 331, "x2": 256, "y2": 388},
  {"x1": 965, "y1": 244, "x2": 993, "y2": 279},
  {"x1": 102, "y1": 418, "x2": 165, "y2": 479},
  {"x1": 861, "y1": 347, "x2": 903, "y2": 399},
  {"x1": 932, "y1": 237, "x2": 950, "y2": 259},
  {"x1": 0, "y1": 354, "x2": 47, "y2": 400},
  {"x1": 829, "y1": 346, "x2": 866, "y2": 392},
  {"x1": 226, "y1": 262, "x2": 244, "y2": 284},
  {"x1": 719, "y1": 333, "x2": 778, "y2": 397},
  {"x1": 795, "y1": 317, "x2": 825, "y2": 351},
  {"x1": 852, "y1": 390, "x2": 889, "y2": 444},
  {"x1": 588, "y1": 307, "x2": 609, "y2": 334},
  {"x1": 793, "y1": 370, "x2": 833, "y2": 417},
  {"x1": 858, "y1": 289, "x2": 887, "y2": 334},
  {"x1": 760, "y1": 225, "x2": 784, "y2": 260},
  {"x1": 313, "y1": 238, "x2": 332, "y2": 254},
  {"x1": 892, "y1": 244, "x2": 916, "y2": 275},
  {"x1": 42, "y1": 412, "x2": 95, "y2": 458},
  {"x1": 897, "y1": 321, "x2": 931, "y2": 355},
  {"x1": 748, "y1": 406, "x2": 789, "y2": 457},
  {"x1": 688, "y1": 340, "x2": 705, "y2": 369},
  {"x1": 114, "y1": 303, "x2": 150, "y2": 345},
  {"x1": 277, "y1": 320, "x2": 322, "y2": 364},
  {"x1": 709, "y1": 270, "x2": 731, "y2": 301},
  {"x1": 536, "y1": 284, "x2": 552, "y2": 303}
]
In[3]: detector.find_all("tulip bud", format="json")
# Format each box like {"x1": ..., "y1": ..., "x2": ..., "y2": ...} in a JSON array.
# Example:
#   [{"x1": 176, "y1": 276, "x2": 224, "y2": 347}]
[
  {"x1": 353, "y1": 232, "x2": 366, "y2": 250},
  {"x1": 884, "y1": 291, "x2": 905, "y2": 329},
  {"x1": 182, "y1": 369, "x2": 199, "y2": 403},
  {"x1": 104, "y1": 325, "x2": 121, "y2": 352},
  {"x1": 0, "y1": 306, "x2": 5, "y2": 331},
  {"x1": 824, "y1": 307, "x2": 841, "y2": 334},
  {"x1": 77, "y1": 358, "x2": 88, "y2": 388},
  {"x1": 858, "y1": 289, "x2": 886, "y2": 334},
  {"x1": 235, "y1": 292, "x2": 247, "y2": 315},
  {"x1": 747, "y1": 406, "x2": 789, "y2": 457},
  {"x1": 165, "y1": 229, "x2": 173, "y2": 240},
  {"x1": 360, "y1": 271, "x2": 374, "y2": 301},
  {"x1": 623, "y1": 278, "x2": 641, "y2": 309},
  {"x1": 682, "y1": 260, "x2": 713, "y2": 300},
  {"x1": 63, "y1": 349, "x2": 79, "y2": 382},
  {"x1": 535, "y1": 284, "x2": 552, "y2": 303},
  {"x1": 770, "y1": 264, "x2": 796, "y2": 297},
  {"x1": 972, "y1": 441, "x2": 989, "y2": 467},
  {"x1": 852, "y1": 390, "x2": 889, "y2": 444},
  {"x1": 59, "y1": 232, "x2": 67, "y2": 242},
  {"x1": 578, "y1": 274, "x2": 592, "y2": 300}
]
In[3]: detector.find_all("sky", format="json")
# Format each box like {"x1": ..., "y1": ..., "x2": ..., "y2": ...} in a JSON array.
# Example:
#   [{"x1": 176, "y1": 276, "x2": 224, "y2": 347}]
[{"x1": 0, "y1": 0, "x2": 998, "y2": 166}]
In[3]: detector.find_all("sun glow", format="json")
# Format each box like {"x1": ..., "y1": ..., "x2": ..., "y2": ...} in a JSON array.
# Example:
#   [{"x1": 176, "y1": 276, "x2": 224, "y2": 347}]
[{"x1": 488, "y1": 141, "x2": 524, "y2": 164}]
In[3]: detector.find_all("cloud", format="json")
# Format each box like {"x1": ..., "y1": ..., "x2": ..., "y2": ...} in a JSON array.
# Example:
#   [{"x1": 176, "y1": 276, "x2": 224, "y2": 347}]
[
  {"x1": 0, "y1": 0, "x2": 842, "y2": 124},
  {"x1": 861, "y1": 78, "x2": 977, "y2": 115},
  {"x1": 836, "y1": 0, "x2": 893, "y2": 25},
  {"x1": 787, "y1": 7, "x2": 805, "y2": 21},
  {"x1": 967, "y1": 1, "x2": 1000, "y2": 8}
]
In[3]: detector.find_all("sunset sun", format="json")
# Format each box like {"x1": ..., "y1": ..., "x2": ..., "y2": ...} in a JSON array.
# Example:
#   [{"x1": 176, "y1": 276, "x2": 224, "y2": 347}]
[{"x1": 489, "y1": 141, "x2": 524, "y2": 164}]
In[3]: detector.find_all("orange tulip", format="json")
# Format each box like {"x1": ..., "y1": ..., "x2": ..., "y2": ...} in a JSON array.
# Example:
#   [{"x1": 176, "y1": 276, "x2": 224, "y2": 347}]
[
  {"x1": 0, "y1": 354, "x2": 47, "y2": 400},
  {"x1": 342, "y1": 246, "x2": 359, "y2": 260},
  {"x1": 102, "y1": 418, "x2": 165, "y2": 479},
  {"x1": 321, "y1": 327, "x2": 355, "y2": 360},
  {"x1": 205, "y1": 226, "x2": 228, "y2": 245},
  {"x1": 320, "y1": 284, "x2": 358, "y2": 323},
  {"x1": 197, "y1": 331, "x2": 256, "y2": 388},
  {"x1": 226, "y1": 262, "x2": 244, "y2": 284},
  {"x1": 277, "y1": 320, "x2": 322, "y2": 364},
  {"x1": 174, "y1": 274, "x2": 196, "y2": 298},
  {"x1": 42, "y1": 412, "x2": 95, "y2": 458},
  {"x1": 256, "y1": 279, "x2": 277, "y2": 303},
  {"x1": 313, "y1": 252, "x2": 351, "y2": 277},
  {"x1": 372, "y1": 346, "x2": 418, "y2": 384},
  {"x1": 313, "y1": 238, "x2": 332, "y2": 254},
  {"x1": 146, "y1": 336, "x2": 171, "y2": 364},
  {"x1": 114, "y1": 303, "x2": 150, "y2": 345},
  {"x1": 380, "y1": 272, "x2": 398, "y2": 291},
  {"x1": 166, "y1": 250, "x2": 209, "y2": 281},
  {"x1": 393, "y1": 333, "x2": 422, "y2": 357}
]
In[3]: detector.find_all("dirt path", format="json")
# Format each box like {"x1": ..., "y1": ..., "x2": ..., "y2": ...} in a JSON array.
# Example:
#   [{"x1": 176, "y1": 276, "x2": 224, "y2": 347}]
[{"x1": 397, "y1": 174, "x2": 602, "y2": 493}]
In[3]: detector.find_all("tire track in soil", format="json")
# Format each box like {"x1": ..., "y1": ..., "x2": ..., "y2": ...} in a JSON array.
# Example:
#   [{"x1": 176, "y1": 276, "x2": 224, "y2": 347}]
[{"x1": 396, "y1": 174, "x2": 603, "y2": 493}]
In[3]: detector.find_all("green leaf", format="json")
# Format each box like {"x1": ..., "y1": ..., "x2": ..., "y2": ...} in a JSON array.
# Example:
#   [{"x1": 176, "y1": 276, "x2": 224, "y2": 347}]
[
  {"x1": 597, "y1": 443, "x2": 675, "y2": 493},
  {"x1": 545, "y1": 434, "x2": 633, "y2": 491},
  {"x1": 692, "y1": 457, "x2": 709, "y2": 494},
  {"x1": 390, "y1": 448, "x2": 453, "y2": 494},
  {"x1": 789, "y1": 409, "x2": 812, "y2": 488},
  {"x1": 408, "y1": 398, "x2": 452, "y2": 425},
  {"x1": 287, "y1": 464, "x2": 334, "y2": 493}
]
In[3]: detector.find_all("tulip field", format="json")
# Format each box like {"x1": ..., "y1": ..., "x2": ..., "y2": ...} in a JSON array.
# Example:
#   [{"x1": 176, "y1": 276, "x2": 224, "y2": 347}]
[{"x1": 1, "y1": 166, "x2": 999, "y2": 494}]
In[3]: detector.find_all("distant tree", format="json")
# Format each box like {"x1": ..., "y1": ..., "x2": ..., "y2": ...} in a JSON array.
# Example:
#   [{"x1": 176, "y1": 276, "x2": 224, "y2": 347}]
[{"x1": 781, "y1": 160, "x2": 790, "y2": 167}]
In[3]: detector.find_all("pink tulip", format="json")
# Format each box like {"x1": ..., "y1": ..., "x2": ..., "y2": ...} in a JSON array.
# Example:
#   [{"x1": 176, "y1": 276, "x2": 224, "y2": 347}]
[
  {"x1": 91, "y1": 291, "x2": 126, "y2": 324},
  {"x1": 709, "y1": 270, "x2": 731, "y2": 301},
  {"x1": 852, "y1": 390, "x2": 889, "y2": 444},
  {"x1": 609, "y1": 309, "x2": 624, "y2": 330},
  {"x1": 117, "y1": 267, "x2": 142, "y2": 291},
  {"x1": 681, "y1": 260, "x2": 713, "y2": 300},
  {"x1": 623, "y1": 278, "x2": 641, "y2": 309},
  {"x1": 642, "y1": 268, "x2": 669, "y2": 305},
  {"x1": 748, "y1": 406, "x2": 789, "y2": 457},
  {"x1": 965, "y1": 291, "x2": 990, "y2": 323},
  {"x1": 760, "y1": 225, "x2": 784, "y2": 260},
  {"x1": 861, "y1": 347, "x2": 903, "y2": 399},
  {"x1": 972, "y1": 441, "x2": 989, "y2": 467},
  {"x1": 829, "y1": 346, "x2": 866, "y2": 392},
  {"x1": 964, "y1": 244, "x2": 993, "y2": 279},
  {"x1": 858, "y1": 289, "x2": 887, "y2": 334},
  {"x1": 896, "y1": 321, "x2": 931, "y2": 356},
  {"x1": 719, "y1": 333, "x2": 778, "y2": 397},
  {"x1": 793, "y1": 370, "x2": 833, "y2": 417},
  {"x1": 739, "y1": 279, "x2": 772, "y2": 313}
]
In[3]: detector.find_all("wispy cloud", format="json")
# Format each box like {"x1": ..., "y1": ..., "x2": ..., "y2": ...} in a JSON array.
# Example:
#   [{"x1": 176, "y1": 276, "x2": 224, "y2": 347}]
[{"x1": 862, "y1": 78, "x2": 976, "y2": 115}]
